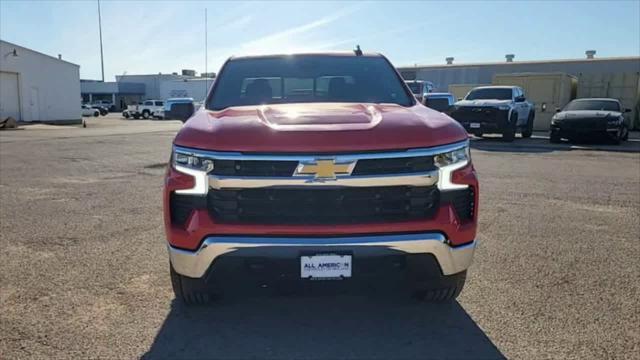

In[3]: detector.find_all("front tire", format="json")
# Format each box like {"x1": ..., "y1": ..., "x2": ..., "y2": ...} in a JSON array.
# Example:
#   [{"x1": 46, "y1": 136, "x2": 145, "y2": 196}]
[
  {"x1": 414, "y1": 270, "x2": 467, "y2": 302},
  {"x1": 521, "y1": 112, "x2": 534, "y2": 138},
  {"x1": 550, "y1": 130, "x2": 562, "y2": 143},
  {"x1": 502, "y1": 113, "x2": 517, "y2": 142},
  {"x1": 170, "y1": 263, "x2": 217, "y2": 306},
  {"x1": 142, "y1": 110, "x2": 150, "y2": 119}
]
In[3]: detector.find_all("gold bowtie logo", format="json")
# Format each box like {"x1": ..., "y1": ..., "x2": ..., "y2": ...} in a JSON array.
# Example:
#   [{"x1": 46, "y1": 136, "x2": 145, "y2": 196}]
[{"x1": 295, "y1": 159, "x2": 355, "y2": 180}]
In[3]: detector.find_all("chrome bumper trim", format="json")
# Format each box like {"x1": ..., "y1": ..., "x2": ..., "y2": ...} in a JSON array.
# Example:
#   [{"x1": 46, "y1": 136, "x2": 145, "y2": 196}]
[
  {"x1": 168, "y1": 233, "x2": 476, "y2": 279},
  {"x1": 208, "y1": 171, "x2": 438, "y2": 189},
  {"x1": 174, "y1": 140, "x2": 469, "y2": 162}
]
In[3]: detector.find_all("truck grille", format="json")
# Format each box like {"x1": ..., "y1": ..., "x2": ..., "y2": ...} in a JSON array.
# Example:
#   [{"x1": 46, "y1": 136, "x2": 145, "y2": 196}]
[
  {"x1": 211, "y1": 156, "x2": 435, "y2": 177},
  {"x1": 208, "y1": 186, "x2": 440, "y2": 224},
  {"x1": 450, "y1": 107, "x2": 508, "y2": 123}
]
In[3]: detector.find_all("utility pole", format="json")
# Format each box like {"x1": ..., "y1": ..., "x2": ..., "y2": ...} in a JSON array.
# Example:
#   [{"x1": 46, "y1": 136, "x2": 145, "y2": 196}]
[{"x1": 98, "y1": 0, "x2": 105, "y2": 82}]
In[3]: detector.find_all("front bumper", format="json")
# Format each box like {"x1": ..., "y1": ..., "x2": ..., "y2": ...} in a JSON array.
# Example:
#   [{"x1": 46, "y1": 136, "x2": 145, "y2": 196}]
[{"x1": 169, "y1": 232, "x2": 476, "y2": 279}]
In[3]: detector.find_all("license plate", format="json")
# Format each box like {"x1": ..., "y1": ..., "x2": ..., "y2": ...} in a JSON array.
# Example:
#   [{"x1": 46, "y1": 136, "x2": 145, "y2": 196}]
[
  {"x1": 300, "y1": 254, "x2": 352, "y2": 280},
  {"x1": 470, "y1": 122, "x2": 481, "y2": 129}
]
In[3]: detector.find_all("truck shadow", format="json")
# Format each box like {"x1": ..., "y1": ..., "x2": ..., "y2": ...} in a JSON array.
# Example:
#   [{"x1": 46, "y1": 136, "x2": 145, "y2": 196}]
[{"x1": 142, "y1": 295, "x2": 505, "y2": 359}]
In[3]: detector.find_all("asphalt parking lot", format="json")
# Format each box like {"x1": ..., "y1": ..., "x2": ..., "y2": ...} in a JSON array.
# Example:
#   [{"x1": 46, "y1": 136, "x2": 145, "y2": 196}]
[{"x1": 1, "y1": 116, "x2": 639, "y2": 359}]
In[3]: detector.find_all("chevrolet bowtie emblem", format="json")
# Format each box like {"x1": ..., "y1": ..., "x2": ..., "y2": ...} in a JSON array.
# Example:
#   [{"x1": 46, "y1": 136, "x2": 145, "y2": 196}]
[{"x1": 295, "y1": 159, "x2": 355, "y2": 180}]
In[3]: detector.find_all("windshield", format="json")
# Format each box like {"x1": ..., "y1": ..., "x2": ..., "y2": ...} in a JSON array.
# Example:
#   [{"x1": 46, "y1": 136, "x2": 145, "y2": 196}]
[
  {"x1": 208, "y1": 55, "x2": 413, "y2": 110},
  {"x1": 564, "y1": 100, "x2": 620, "y2": 112},
  {"x1": 466, "y1": 88, "x2": 513, "y2": 100},
  {"x1": 407, "y1": 82, "x2": 422, "y2": 94}
]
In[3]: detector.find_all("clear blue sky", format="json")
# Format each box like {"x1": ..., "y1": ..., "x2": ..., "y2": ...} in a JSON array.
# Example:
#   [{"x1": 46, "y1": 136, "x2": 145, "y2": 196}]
[{"x1": 1, "y1": 0, "x2": 639, "y2": 80}]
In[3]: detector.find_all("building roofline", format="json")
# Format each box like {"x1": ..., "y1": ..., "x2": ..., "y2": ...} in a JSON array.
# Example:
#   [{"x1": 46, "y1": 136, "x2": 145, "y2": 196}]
[
  {"x1": 0, "y1": 39, "x2": 80, "y2": 67},
  {"x1": 397, "y1": 56, "x2": 640, "y2": 70}
]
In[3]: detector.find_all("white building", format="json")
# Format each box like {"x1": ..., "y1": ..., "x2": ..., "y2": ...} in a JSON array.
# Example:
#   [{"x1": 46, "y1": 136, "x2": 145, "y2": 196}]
[
  {"x1": 0, "y1": 40, "x2": 81, "y2": 123},
  {"x1": 159, "y1": 78, "x2": 212, "y2": 102}
]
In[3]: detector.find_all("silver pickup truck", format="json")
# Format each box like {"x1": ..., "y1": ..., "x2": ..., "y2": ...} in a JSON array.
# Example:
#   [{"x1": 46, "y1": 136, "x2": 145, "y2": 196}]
[{"x1": 449, "y1": 86, "x2": 535, "y2": 141}]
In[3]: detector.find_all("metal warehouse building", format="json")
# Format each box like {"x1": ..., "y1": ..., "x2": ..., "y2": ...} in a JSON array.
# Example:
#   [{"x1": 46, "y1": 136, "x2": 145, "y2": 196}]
[
  {"x1": 0, "y1": 40, "x2": 81, "y2": 123},
  {"x1": 398, "y1": 53, "x2": 640, "y2": 128}
]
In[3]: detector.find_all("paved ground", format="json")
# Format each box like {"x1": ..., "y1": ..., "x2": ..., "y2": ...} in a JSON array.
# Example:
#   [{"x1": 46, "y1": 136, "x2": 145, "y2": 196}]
[{"x1": 1, "y1": 116, "x2": 639, "y2": 359}]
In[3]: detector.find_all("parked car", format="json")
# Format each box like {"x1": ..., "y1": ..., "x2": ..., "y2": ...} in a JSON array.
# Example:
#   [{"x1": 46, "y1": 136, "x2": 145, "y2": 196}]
[
  {"x1": 550, "y1": 98, "x2": 630, "y2": 144},
  {"x1": 165, "y1": 52, "x2": 478, "y2": 305},
  {"x1": 405, "y1": 80, "x2": 434, "y2": 103},
  {"x1": 163, "y1": 98, "x2": 195, "y2": 121},
  {"x1": 91, "y1": 105, "x2": 108, "y2": 116},
  {"x1": 449, "y1": 86, "x2": 535, "y2": 141},
  {"x1": 424, "y1": 93, "x2": 456, "y2": 114},
  {"x1": 123, "y1": 100, "x2": 164, "y2": 119},
  {"x1": 92, "y1": 100, "x2": 115, "y2": 112},
  {"x1": 81, "y1": 104, "x2": 100, "y2": 117}
]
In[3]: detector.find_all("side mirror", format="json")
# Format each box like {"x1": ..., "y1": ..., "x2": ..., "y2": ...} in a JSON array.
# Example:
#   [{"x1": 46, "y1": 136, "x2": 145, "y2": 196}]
[
  {"x1": 515, "y1": 96, "x2": 525, "y2": 103},
  {"x1": 167, "y1": 103, "x2": 195, "y2": 123},
  {"x1": 556, "y1": 108, "x2": 562, "y2": 113},
  {"x1": 624, "y1": 108, "x2": 632, "y2": 113}
]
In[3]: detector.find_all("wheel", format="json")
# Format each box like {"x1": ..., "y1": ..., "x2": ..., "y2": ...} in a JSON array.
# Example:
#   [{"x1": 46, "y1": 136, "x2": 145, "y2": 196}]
[
  {"x1": 521, "y1": 112, "x2": 534, "y2": 138},
  {"x1": 414, "y1": 270, "x2": 467, "y2": 302},
  {"x1": 123, "y1": 112, "x2": 130, "y2": 119},
  {"x1": 93, "y1": 111, "x2": 99, "y2": 117},
  {"x1": 502, "y1": 113, "x2": 517, "y2": 142},
  {"x1": 142, "y1": 110, "x2": 150, "y2": 119},
  {"x1": 170, "y1": 263, "x2": 216, "y2": 306},
  {"x1": 622, "y1": 126, "x2": 629, "y2": 141},
  {"x1": 550, "y1": 130, "x2": 562, "y2": 143}
]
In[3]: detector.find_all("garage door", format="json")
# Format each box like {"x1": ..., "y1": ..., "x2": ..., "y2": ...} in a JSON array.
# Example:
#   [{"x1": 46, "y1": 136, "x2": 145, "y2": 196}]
[{"x1": 0, "y1": 71, "x2": 21, "y2": 121}]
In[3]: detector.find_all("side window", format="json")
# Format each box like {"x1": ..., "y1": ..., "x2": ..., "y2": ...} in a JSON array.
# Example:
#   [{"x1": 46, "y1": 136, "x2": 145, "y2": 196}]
[
  {"x1": 156, "y1": 101, "x2": 164, "y2": 106},
  {"x1": 144, "y1": 100, "x2": 153, "y2": 106}
]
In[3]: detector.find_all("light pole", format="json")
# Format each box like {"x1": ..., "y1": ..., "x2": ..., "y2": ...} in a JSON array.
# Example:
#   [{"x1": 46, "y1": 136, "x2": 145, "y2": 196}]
[{"x1": 98, "y1": 0, "x2": 105, "y2": 82}]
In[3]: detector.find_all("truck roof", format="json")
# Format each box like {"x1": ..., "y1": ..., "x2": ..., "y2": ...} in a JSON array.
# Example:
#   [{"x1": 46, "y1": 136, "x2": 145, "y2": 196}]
[
  {"x1": 472, "y1": 85, "x2": 519, "y2": 90},
  {"x1": 228, "y1": 51, "x2": 384, "y2": 61}
]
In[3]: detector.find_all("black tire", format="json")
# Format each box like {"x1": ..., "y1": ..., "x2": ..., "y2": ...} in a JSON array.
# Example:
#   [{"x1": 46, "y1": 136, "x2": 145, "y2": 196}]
[
  {"x1": 142, "y1": 110, "x2": 150, "y2": 119},
  {"x1": 170, "y1": 263, "x2": 216, "y2": 306},
  {"x1": 414, "y1": 270, "x2": 467, "y2": 302},
  {"x1": 502, "y1": 113, "x2": 517, "y2": 142},
  {"x1": 93, "y1": 112, "x2": 99, "y2": 117},
  {"x1": 521, "y1": 112, "x2": 534, "y2": 138},
  {"x1": 550, "y1": 130, "x2": 562, "y2": 143},
  {"x1": 123, "y1": 112, "x2": 130, "y2": 119}
]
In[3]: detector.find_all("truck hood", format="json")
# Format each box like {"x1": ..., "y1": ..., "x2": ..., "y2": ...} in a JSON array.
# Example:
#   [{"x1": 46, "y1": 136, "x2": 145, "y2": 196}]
[
  {"x1": 554, "y1": 110, "x2": 622, "y2": 120},
  {"x1": 455, "y1": 99, "x2": 511, "y2": 107},
  {"x1": 174, "y1": 103, "x2": 468, "y2": 153}
]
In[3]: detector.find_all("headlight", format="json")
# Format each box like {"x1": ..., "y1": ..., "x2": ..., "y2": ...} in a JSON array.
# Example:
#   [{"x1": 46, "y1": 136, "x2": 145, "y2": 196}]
[
  {"x1": 607, "y1": 117, "x2": 622, "y2": 125},
  {"x1": 172, "y1": 148, "x2": 213, "y2": 195},
  {"x1": 434, "y1": 143, "x2": 470, "y2": 190},
  {"x1": 174, "y1": 151, "x2": 215, "y2": 172},
  {"x1": 434, "y1": 145, "x2": 470, "y2": 168},
  {"x1": 551, "y1": 117, "x2": 561, "y2": 125},
  {"x1": 498, "y1": 105, "x2": 510, "y2": 111}
]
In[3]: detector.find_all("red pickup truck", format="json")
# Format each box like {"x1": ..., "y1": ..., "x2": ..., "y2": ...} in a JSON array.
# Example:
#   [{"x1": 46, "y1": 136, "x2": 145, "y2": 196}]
[{"x1": 164, "y1": 52, "x2": 478, "y2": 305}]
